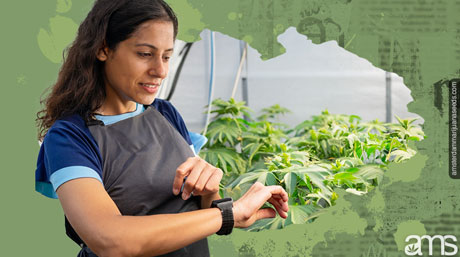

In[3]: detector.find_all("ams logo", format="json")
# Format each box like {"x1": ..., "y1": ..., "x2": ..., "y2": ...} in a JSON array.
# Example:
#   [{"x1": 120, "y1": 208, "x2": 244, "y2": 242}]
[{"x1": 405, "y1": 235, "x2": 458, "y2": 256}]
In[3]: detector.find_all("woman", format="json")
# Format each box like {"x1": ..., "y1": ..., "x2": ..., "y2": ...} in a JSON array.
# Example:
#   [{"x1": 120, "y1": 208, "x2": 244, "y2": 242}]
[{"x1": 35, "y1": 0, "x2": 289, "y2": 256}]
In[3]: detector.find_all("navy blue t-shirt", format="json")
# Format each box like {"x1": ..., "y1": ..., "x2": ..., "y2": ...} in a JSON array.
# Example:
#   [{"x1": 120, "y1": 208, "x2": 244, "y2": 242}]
[{"x1": 35, "y1": 99, "x2": 205, "y2": 199}]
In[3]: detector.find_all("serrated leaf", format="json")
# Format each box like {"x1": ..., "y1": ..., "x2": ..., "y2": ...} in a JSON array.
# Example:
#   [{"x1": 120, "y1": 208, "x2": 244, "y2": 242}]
[
  {"x1": 265, "y1": 172, "x2": 278, "y2": 186},
  {"x1": 284, "y1": 172, "x2": 297, "y2": 196},
  {"x1": 254, "y1": 171, "x2": 278, "y2": 186},
  {"x1": 354, "y1": 165, "x2": 384, "y2": 185},
  {"x1": 307, "y1": 191, "x2": 332, "y2": 206},
  {"x1": 199, "y1": 147, "x2": 246, "y2": 174},
  {"x1": 332, "y1": 172, "x2": 360, "y2": 188},
  {"x1": 288, "y1": 165, "x2": 333, "y2": 198},
  {"x1": 389, "y1": 149, "x2": 416, "y2": 163},
  {"x1": 243, "y1": 142, "x2": 263, "y2": 165},
  {"x1": 288, "y1": 204, "x2": 317, "y2": 224},
  {"x1": 336, "y1": 157, "x2": 364, "y2": 167},
  {"x1": 366, "y1": 145, "x2": 377, "y2": 157},
  {"x1": 245, "y1": 215, "x2": 285, "y2": 231},
  {"x1": 345, "y1": 188, "x2": 367, "y2": 196},
  {"x1": 227, "y1": 172, "x2": 263, "y2": 188},
  {"x1": 205, "y1": 118, "x2": 241, "y2": 146}
]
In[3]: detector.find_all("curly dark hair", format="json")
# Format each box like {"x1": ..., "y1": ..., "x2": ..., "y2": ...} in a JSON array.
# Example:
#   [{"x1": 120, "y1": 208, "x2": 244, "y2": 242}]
[{"x1": 36, "y1": 0, "x2": 178, "y2": 140}]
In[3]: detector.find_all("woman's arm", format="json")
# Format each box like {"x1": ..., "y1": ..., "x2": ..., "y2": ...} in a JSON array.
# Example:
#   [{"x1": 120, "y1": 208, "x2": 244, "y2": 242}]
[
  {"x1": 58, "y1": 178, "x2": 221, "y2": 257},
  {"x1": 58, "y1": 178, "x2": 288, "y2": 257}
]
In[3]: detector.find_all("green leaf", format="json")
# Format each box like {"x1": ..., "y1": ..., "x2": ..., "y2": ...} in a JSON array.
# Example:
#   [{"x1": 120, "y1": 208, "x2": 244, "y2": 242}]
[
  {"x1": 331, "y1": 172, "x2": 360, "y2": 188},
  {"x1": 223, "y1": 185, "x2": 244, "y2": 200},
  {"x1": 265, "y1": 172, "x2": 278, "y2": 186},
  {"x1": 345, "y1": 188, "x2": 367, "y2": 196},
  {"x1": 284, "y1": 172, "x2": 298, "y2": 196},
  {"x1": 209, "y1": 98, "x2": 253, "y2": 119},
  {"x1": 199, "y1": 147, "x2": 246, "y2": 174},
  {"x1": 336, "y1": 157, "x2": 364, "y2": 167},
  {"x1": 289, "y1": 165, "x2": 333, "y2": 198},
  {"x1": 257, "y1": 104, "x2": 291, "y2": 121},
  {"x1": 245, "y1": 204, "x2": 317, "y2": 231},
  {"x1": 408, "y1": 136, "x2": 421, "y2": 141},
  {"x1": 227, "y1": 171, "x2": 264, "y2": 188},
  {"x1": 354, "y1": 165, "x2": 385, "y2": 185},
  {"x1": 307, "y1": 191, "x2": 332, "y2": 206},
  {"x1": 242, "y1": 142, "x2": 263, "y2": 165},
  {"x1": 347, "y1": 134, "x2": 360, "y2": 149},
  {"x1": 288, "y1": 204, "x2": 317, "y2": 224},
  {"x1": 366, "y1": 145, "x2": 378, "y2": 157},
  {"x1": 388, "y1": 149, "x2": 416, "y2": 163},
  {"x1": 255, "y1": 171, "x2": 278, "y2": 186},
  {"x1": 320, "y1": 140, "x2": 329, "y2": 156},
  {"x1": 305, "y1": 176, "x2": 313, "y2": 192},
  {"x1": 349, "y1": 115, "x2": 362, "y2": 124},
  {"x1": 205, "y1": 118, "x2": 241, "y2": 146},
  {"x1": 310, "y1": 129, "x2": 318, "y2": 140},
  {"x1": 245, "y1": 214, "x2": 286, "y2": 231},
  {"x1": 200, "y1": 105, "x2": 425, "y2": 231}
]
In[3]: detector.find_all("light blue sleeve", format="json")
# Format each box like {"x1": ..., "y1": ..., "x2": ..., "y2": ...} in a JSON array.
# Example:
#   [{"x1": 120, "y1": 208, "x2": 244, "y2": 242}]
[
  {"x1": 50, "y1": 166, "x2": 103, "y2": 191},
  {"x1": 188, "y1": 132, "x2": 208, "y2": 154},
  {"x1": 36, "y1": 166, "x2": 103, "y2": 199}
]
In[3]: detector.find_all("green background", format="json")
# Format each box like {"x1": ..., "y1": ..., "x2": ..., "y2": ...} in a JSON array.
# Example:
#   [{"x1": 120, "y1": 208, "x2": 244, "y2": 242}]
[{"x1": 2, "y1": 0, "x2": 459, "y2": 256}]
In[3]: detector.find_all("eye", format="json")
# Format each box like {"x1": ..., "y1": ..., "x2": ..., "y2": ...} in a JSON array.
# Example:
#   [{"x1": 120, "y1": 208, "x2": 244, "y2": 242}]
[
  {"x1": 163, "y1": 56, "x2": 171, "y2": 62},
  {"x1": 137, "y1": 52, "x2": 152, "y2": 57}
]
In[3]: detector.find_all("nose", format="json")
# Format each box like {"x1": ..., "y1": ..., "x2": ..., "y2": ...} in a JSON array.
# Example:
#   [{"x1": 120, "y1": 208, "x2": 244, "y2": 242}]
[{"x1": 148, "y1": 57, "x2": 168, "y2": 79}]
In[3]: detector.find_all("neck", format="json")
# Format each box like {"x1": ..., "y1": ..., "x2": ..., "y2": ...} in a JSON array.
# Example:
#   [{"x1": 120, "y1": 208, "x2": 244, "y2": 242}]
[
  {"x1": 97, "y1": 100, "x2": 137, "y2": 116},
  {"x1": 97, "y1": 83, "x2": 137, "y2": 115}
]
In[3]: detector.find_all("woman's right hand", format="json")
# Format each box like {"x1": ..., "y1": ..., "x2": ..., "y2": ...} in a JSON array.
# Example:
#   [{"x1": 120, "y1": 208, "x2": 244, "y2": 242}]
[{"x1": 232, "y1": 182, "x2": 289, "y2": 228}]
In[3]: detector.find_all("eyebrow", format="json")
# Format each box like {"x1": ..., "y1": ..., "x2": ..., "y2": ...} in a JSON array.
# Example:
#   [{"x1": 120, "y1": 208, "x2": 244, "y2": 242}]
[{"x1": 135, "y1": 43, "x2": 174, "y2": 52}]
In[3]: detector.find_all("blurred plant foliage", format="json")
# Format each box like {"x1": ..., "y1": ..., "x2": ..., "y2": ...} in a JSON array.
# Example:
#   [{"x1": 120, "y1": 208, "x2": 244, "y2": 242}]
[{"x1": 199, "y1": 98, "x2": 425, "y2": 231}]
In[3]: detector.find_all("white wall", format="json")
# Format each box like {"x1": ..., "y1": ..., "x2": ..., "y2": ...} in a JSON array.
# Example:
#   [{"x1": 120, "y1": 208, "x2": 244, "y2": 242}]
[{"x1": 169, "y1": 28, "x2": 421, "y2": 133}]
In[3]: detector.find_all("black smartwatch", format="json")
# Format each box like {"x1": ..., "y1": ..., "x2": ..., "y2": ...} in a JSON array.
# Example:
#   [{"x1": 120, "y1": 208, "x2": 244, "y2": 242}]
[{"x1": 211, "y1": 198, "x2": 234, "y2": 235}]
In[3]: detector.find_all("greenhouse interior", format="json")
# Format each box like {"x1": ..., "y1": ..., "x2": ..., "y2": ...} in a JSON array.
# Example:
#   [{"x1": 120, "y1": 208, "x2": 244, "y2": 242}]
[
  {"x1": 161, "y1": 28, "x2": 421, "y2": 133},
  {"x1": 148, "y1": 28, "x2": 424, "y2": 230}
]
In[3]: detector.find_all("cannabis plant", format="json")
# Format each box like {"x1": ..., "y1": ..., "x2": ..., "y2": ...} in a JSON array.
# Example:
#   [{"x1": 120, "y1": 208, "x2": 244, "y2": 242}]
[{"x1": 199, "y1": 98, "x2": 424, "y2": 230}]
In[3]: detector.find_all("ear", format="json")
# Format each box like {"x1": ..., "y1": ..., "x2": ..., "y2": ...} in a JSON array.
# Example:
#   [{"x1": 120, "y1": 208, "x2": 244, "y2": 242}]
[{"x1": 96, "y1": 46, "x2": 109, "y2": 61}]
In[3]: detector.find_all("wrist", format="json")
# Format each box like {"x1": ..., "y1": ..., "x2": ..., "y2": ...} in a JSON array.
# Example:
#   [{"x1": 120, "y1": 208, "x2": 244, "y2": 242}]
[
  {"x1": 231, "y1": 207, "x2": 238, "y2": 228},
  {"x1": 201, "y1": 191, "x2": 221, "y2": 208},
  {"x1": 231, "y1": 202, "x2": 243, "y2": 228}
]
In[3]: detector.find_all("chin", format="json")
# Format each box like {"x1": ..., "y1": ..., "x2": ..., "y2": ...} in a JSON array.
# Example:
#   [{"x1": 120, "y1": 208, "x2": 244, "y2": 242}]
[{"x1": 137, "y1": 96, "x2": 157, "y2": 105}]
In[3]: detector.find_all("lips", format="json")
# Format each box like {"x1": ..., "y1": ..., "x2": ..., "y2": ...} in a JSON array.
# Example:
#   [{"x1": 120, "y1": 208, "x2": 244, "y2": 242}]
[
  {"x1": 140, "y1": 83, "x2": 160, "y2": 93},
  {"x1": 140, "y1": 83, "x2": 159, "y2": 88}
]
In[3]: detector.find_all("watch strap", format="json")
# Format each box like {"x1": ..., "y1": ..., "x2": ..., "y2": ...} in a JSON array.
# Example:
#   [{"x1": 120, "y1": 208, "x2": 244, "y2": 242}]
[{"x1": 211, "y1": 198, "x2": 234, "y2": 235}]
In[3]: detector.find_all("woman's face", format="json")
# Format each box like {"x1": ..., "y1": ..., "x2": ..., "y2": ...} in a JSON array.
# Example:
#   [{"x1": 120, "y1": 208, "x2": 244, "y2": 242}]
[{"x1": 97, "y1": 20, "x2": 174, "y2": 114}]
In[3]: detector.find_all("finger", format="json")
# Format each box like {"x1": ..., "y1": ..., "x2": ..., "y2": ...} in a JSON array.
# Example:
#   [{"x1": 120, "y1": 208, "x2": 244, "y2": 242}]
[
  {"x1": 172, "y1": 157, "x2": 197, "y2": 195},
  {"x1": 202, "y1": 168, "x2": 223, "y2": 194},
  {"x1": 279, "y1": 198, "x2": 289, "y2": 212},
  {"x1": 266, "y1": 185, "x2": 289, "y2": 202},
  {"x1": 256, "y1": 208, "x2": 276, "y2": 220},
  {"x1": 267, "y1": 197, "x2": 283, "y2": 212},
  {"x1": 192, "y1": 166, "x2": 214, "y2": 196},
  {"x1": 268, "y1": 198, "x2": 288, "y2": 219},
  {"x1": 271, "y1": 194, "x2": 289, "y2": 212},
  {"x1": 245, "y1": 182, "x2": 278, "y2": 206},
  {"x1": 263, "y1": 185, "x2": 289, "y2": 215},
  {"x1": 182, "y1": 159, "x2": 207, "y2": 199}
]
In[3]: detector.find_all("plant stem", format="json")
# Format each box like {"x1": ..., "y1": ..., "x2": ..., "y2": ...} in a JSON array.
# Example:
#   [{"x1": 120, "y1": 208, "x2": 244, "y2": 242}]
[{"x1": 385, "y1": 138, "x2": 395, "y2": 162}]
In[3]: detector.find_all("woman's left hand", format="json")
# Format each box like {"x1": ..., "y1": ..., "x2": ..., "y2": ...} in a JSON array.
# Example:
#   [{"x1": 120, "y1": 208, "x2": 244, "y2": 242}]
[{"x1": 172, "y1": 156, "x2": 223, "y2": 200}]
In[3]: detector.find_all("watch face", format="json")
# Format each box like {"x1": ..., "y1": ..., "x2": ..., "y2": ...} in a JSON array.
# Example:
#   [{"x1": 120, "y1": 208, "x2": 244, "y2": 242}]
[
  {"x1": 218, "y1": 198, "x2": 232, "y2": 203},
  {"x1": 218, "y1": 200, "x2": 233, "y2": 209}
]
